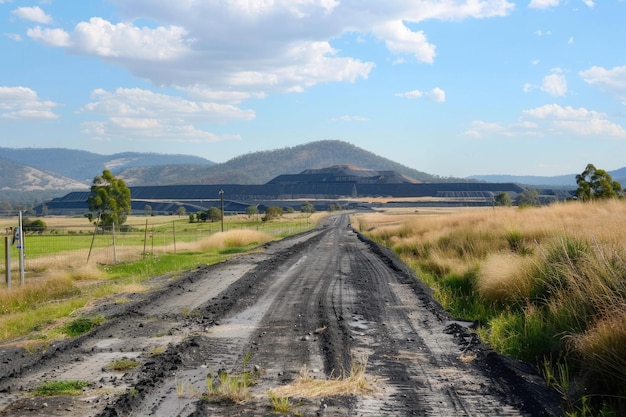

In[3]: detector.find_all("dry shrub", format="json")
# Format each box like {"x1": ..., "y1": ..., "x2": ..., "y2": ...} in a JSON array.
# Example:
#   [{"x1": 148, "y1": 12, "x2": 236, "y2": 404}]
[
  {"x1": 572, "y1": 308, "x2": 626, "y2": 399},
  {"x1": 197, "y1": 230, "x2": 273, "y2": 252},
  {"x1": 477, "y1": 253, "x2": 534, "y2": 303}
]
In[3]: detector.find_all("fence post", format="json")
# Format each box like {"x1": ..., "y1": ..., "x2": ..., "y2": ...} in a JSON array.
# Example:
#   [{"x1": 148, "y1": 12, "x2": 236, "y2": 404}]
[
  {"x1": 172, "y1": 221, "x2": 176, "y2": 254},
  {"x1": 87, "y1": 219, "x2": 99, "y2": 264},
  {"x1": 143, "y1": 219, "x2": 148, "y2": 258},
  {"x1": 18, "y1": 211, "x2": 24, "y2": 285},
  {"x1": 5, "y1": 236, "x2": 11, "y2": 290},
  {"x1": 112, "y1": 222, "x2": 117, "y2": 265}
]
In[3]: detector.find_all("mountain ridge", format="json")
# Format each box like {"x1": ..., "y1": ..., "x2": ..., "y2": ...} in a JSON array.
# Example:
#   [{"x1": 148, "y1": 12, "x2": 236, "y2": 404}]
[{"x1": 1, "y1": 140, "x2": 624, "y2": 209}]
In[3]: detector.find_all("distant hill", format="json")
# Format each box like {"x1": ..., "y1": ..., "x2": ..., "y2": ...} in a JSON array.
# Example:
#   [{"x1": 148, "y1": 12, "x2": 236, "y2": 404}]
[
  {"x1": 117, "y1": 140, "x2": 455, "y2": 185},
  {"x1": 0, "y1": 156, "x2": 87, "y2": 191},
  {"x1": 0, "y1": 147, "x2": 214, "y2": 183},
  {"x1": 468, "y1": 167, "x2": 626, "y2": 188}
]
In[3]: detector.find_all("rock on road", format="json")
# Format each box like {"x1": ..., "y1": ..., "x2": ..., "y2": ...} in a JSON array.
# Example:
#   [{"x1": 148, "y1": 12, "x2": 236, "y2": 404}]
[{"x1": 0, "y1": 214, "x2": 561, "y2": 416}]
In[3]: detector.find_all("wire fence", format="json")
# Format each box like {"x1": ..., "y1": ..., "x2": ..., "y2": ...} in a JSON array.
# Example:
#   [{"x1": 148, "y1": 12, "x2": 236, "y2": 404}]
[{"x1": 1, "y1": 218, "x2": 313, "y2": 286}]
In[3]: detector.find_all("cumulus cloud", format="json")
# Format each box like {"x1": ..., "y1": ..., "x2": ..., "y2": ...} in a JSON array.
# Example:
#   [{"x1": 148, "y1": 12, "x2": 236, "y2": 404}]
[
  {"x1": 78, "y1": 88, "x2": 253, "y2": 143},
  {"x1": 580, "y1": 65, "x2": 626, "y2": 102},
  {"x1": 27, "y1": 26, "x2": 71, "y2": 47},
  {"x1": 425, "y1": 87, "x2": 446, "y2": 102},
  {"x1": 71, "y1": 18, "x2": 190, "y2": 61},
  {"x1": 463, "y1": 104, "x2": 626, "y2": 138},
  {"x1": 11, "y1": 6, "x2": 51, "y2": 24},
  {"x1": 529, "y1": 0, "x2": 560, "y2": 9},
  {"x1": 396, "y1": 90, "x2": 423, "y2": 99},
  {"x1": 541, "y1": 72, "x2": 568, "y2": 97},
  {"x1": 0, "y1": 86, "x2": 60, "y2": 120},
  {"x1": 524, "y1": 104, "x2": 626, "y2": 137},
  {"x1": 396, "y1": 87, "x2": 446, "y2": 102},
  {"x1": 25, "y1": 1, "x2": 515, "y2": 94}
]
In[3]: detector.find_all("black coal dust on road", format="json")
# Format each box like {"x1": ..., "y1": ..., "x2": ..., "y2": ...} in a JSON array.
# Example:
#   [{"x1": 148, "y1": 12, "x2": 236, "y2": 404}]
[{"x1": 0, "y1": 214, "x2": 561, "y2": 416}]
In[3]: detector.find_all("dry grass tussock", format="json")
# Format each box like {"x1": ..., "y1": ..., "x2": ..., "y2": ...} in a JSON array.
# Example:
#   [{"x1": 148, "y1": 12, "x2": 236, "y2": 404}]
[
  {"x1": 360, "y1": 200, "x2": 626, "y2": 413},
  {"x1": 572, "y1": 308, "x2": 626, "y2": 388},
  {"x1": 195, "y1": 229, "x2": 273, "y2": 252},
  {"x1": 269, "y1": 360, "x2": 376, "y2": 399},
  {"x1": 477, "y1": 253, "x2": 535, "y2": 303},
  {"x1": 0, "y1": 276, "x2": 78, "y2": 315}
]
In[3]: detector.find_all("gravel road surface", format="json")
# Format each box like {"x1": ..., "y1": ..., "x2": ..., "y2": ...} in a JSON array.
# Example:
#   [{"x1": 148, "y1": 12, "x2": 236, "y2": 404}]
[{"x1": 0, "y1": 214, "x2": 561, "y2": 416}]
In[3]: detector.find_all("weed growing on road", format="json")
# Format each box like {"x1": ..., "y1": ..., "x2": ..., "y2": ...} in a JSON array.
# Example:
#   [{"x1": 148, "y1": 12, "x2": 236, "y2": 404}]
[
  {"x1": 268, "y1": 392, "x2": 292, "y2": 413},
  {"x1": 269, "y1": 358, "x2": 375, "y2": 399},
  {"x1": 63, "y1": 315, "x2": 104, "y2": 337},
  {"x1": 205, "y1": 369, "x2": 255, "y2": 403},
  {"x1": 106, "y1": 358, "x2": 140, "y2": 372},
  {"x1": 32, "y1": 380, "x2": 90, "y2": 396}
]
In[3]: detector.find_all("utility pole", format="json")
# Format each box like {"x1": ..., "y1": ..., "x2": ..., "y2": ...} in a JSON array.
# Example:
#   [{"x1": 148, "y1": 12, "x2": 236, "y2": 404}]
[{"x1": 219, "y1": 189, "x2": 224, "y2": 232}]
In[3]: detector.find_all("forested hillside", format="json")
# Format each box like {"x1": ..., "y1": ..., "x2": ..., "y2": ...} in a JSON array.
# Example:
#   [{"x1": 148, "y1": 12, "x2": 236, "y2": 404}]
[{"x1": 118, "y1": 140, "x2": 457, "y2": 185}]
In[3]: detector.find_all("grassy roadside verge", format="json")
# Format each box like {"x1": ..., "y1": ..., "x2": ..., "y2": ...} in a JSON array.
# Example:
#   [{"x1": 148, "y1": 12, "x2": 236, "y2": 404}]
[
  {"x1": 0, "y1": 215, "x2": 323, "y2": 346},
  {"x1": 352, "y1": 201, "x2": 626, "y2": 417}
]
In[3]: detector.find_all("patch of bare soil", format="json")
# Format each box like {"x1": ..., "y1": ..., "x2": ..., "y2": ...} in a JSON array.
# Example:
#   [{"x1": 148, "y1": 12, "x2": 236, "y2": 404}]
[{"x1": 0, "y1": 214, "x2": 562, "y2": 416}]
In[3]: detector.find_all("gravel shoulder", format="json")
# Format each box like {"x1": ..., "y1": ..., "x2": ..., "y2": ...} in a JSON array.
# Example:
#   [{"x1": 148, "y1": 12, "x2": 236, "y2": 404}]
[{"x1": 0, "y1": 214, "x2": 562, "y2": 416}]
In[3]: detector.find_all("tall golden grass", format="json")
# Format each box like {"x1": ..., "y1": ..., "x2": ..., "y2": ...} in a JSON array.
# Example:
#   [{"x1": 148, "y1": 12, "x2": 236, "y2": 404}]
[{"x1": 355, "y1": 200, "x2": 626, "y2": 413}]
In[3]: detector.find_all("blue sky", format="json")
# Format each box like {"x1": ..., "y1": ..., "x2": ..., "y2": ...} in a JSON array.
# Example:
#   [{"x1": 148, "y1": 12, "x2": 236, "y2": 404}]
[{"x1": 1, "y1": 0, "x2": 625, "y2": 178}]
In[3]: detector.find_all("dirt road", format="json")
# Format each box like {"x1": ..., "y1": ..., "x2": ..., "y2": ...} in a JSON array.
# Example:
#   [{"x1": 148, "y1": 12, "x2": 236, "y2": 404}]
[{"x1": 0, "y1": 214, "x2": 561, "y2": 416}]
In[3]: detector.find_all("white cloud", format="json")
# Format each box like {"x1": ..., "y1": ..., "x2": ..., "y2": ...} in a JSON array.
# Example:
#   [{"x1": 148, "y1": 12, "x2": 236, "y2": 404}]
[
  {"x1": 534, "y1": 29, "x2": 552, "y2": 36},
  {"x1": 373, "y1": 21, "x2": 436, "y2": 64},
  {"x1": 463, "y1": 104, "x2": 626, "y2": 139},
  {"x1": 27, "y1": 26, "x2": 71, "y2": 47},
  {"x1": 0, "y1": 86, "x2": 60, "y2": 120},
  {"x1": 425, "y1": 87, "x2": 446, "y2": 102},
  {"x1": 541, "y1": 73, "x2": 568, "y2": 97},
  {"x1": 71, "y1": 18, "x2": 190, "y2": 61},
  {"x1": 523, "y1": 82, "x2": 533, "y2": 93},
  {"x1": 568, "y1": 36, "x2": 574, "y2": 44},
  {"x1": 27, "y1": 1, "x2": 515, "y2": 94},
  {"x1": 79, "y1": 88, "x2": 253, "y2": 143},
  {"x1": 581, "y1": 0, "x2": 594, "y2": 7},
  {"x1": 580, "y1": 65, "x2": 626, "y2": 102},
  {"x1": 529, "y1": 0, "x2": 560, "y2": 9},
  {"x1": 5, "y1": 33, "x2": 23, "y2": 41},
  {"x1": 11, "y1": 6, "x2": 51, "y2": 24},
  {"x1": 396, "y1": 90, "x2": 423, "y2": 99},
  {"x1": 524, "y1": 104, "x2": 626, "y2": 137},
  {"x1": 334, "y1": 115, "x2": 369, "y2": 122},
  {"x1": 396, "y1": 87, "x2": 445, "y2": 102}
]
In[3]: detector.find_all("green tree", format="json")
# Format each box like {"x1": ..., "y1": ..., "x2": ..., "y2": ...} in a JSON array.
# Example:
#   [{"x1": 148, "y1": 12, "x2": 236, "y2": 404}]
[
  {"x1": 23, "y1": 218, "x2": 46, "y2": 233},
  {"x1": 263, "y1": 206, "x2": 283, "y2": 221},
  {"x1": 87, "y1": 169, "x2": 131, "y2": 227},
  {"x1": 494, "y1": 192, "x2": 512, "y2": 206},
  {"x1": 245, "y1": 205, "x2": 258, "y2": 220},
  {"x1": 515, "y1": 189, "x2": 540, "y2": 207},
  {"x1": 300, "y1": 202, "x2": 315, "y2": 214},
  {"x1": 208, "y1": 206, "x2": 222, "y2": 222},
  {"x1": 575, "y1": 163, "x2": 622, "y2": 201},
  {"x1": 176, "y1": 206, "x2": 186, "y2": 217},
  {"x1": 144, "y1": 204, "x2": 153, "y2": 216}
]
